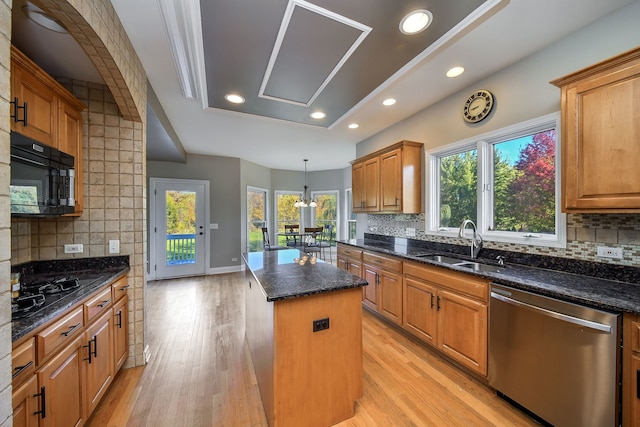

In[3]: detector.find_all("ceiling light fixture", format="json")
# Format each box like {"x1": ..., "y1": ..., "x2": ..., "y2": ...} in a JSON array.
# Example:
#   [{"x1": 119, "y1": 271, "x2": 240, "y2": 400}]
[
  {"x1": 310, "y1": 111, "x2": 326, "y2": 119},
  {"x1": 399, "y1": 9, "x2": 433, "y2": 35},
  {"x1": 22, "y1": 2, "x2": 67, "y2": 33},
  {"x1": 348, "y1": 123, "x2": 359, "y2": 129},
  {"x1": 446, "y1": 67, "x2": 465, "y2": 78},
  {"x1": 294, "y1": 159, "x2": 316, "y2": 208},
  {"x1": 383, "y1": 98, "x2": 397, "y2": 106},
  {"x1": 225, "y1": 94, "x2": 245, "y2": 104}
]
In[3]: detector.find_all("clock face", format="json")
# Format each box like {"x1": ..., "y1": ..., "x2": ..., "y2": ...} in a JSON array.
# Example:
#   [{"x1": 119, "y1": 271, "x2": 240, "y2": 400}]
[{"x1": 463, "y1": 90, "x2": 494, "y2": 123}]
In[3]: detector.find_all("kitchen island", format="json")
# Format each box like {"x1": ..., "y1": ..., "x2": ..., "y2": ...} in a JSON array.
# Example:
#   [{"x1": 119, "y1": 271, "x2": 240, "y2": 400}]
[{"x1": 242, "y1": 249, "x2": 368, "y2": 427}]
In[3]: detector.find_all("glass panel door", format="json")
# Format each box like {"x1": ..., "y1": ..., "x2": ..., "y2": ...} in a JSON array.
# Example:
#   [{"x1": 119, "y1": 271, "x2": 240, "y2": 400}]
[{"x1": 247, "y1": 187, "x2": 267, "y2": 252}]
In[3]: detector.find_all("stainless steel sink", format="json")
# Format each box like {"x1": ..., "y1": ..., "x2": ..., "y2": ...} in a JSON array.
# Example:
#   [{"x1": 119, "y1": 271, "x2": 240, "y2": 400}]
[{"x1": 417, "y1": 254, "x2": 504, "y2": 273}]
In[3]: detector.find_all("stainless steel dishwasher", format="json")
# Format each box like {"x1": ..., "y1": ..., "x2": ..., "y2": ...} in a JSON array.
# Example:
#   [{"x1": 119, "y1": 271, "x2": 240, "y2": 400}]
[{"x1": 489, "y1": 284, "x2": 620, "y2": 427}]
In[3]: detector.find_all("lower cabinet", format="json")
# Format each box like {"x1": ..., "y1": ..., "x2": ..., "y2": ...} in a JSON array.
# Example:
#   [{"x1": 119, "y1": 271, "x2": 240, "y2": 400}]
[
  {"x1": 12, "y1": 374, "x2": 40, "y2": 427},
  {"x1": 362, "y1": 252, "x2": 403, "y2": 325},
  {"x1": 336, "y1": 244, "x2": 363, "y2": 278},
  {"x1": 12, "y1": 277, "x2": 129, "y2": 426},
  {"x1": 37, "y1": 335, "x2": 85, "y2": 427},
  {"x1": 84, "y1": 309, "x2": 114, "y2": 417},
  {"x1": 403, "y1": 261, "x2": 489, "y2": 377},
  {"x1": 623, "y1": 313, "x2": 640, "y2": 426}
]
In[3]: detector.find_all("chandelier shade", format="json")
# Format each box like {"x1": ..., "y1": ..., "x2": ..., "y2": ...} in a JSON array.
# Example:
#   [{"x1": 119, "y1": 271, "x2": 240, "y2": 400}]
[{"x1": 294, "y1": 159, "x2": 316, "y2": 208}]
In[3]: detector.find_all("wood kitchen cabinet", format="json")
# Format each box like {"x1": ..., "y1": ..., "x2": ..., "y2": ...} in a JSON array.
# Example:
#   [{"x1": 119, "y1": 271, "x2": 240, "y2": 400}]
[
  {"x1": 551, "y1": 47, "x2": 640, "y2": 212},
  {"x1": 11, "y1": 45, "x2": 86, "y2": 216},
  {"x1": 403, "y1": 261, "x2": 489, "y2": 376},
  {"x1": 352, "y1": 156, "x2": 379, "y2": 212},
  {"x1": 38, "y1": 335, "x2": 85, "y2": 427},
  {"x1": 12, "y1": 276, "x2": 129, "y2": 425},
  {"x1": 351, "y1": 140, "x2": 422, "y2": 214},
  {"x1": 362, "y1": 252, "x2": 403, "y2": 325},
  {"x1": 623, "y1": 313, "x2": 640, "y2": 426},
  {"x1": 336, "y1": 243, "x2": 363, "y2": 278}
]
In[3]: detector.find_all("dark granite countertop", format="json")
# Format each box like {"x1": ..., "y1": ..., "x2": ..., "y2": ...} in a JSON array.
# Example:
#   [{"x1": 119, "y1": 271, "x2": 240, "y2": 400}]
[
  {"x1": 12, "y1": 256, "x2": 130, "y2": 342},
  {"x1": 339, "y1": 237, "x2": 640, "y2": 315},
  {"x1": 242, "y1": 249, "x2": 367, "y2": 302}
]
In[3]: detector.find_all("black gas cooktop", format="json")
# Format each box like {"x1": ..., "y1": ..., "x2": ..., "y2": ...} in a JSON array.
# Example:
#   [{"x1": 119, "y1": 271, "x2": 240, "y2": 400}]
[{"x1": 11, "y1": 275, "x2": 108, "y2": 319}]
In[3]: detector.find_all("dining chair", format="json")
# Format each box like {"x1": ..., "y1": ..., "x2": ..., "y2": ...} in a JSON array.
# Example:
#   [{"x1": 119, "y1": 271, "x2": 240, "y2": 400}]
[
  {"x1": 261, "y1": 227, "x2": 288, "y2": 251},
  {"x1": 319, "y1": 224, "x2": 334, "y2": 263},
  {"x1": 284, "y1": 224, "x2": 301, "y2": 247},
  {"x1": 303, "y1": 227, "x2": 323, "y2": 257}
]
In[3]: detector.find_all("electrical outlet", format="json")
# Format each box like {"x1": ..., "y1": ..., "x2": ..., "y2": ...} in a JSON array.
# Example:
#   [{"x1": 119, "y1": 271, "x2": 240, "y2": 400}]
[
  {"x1": 312, "y1": 317, "x2": 330, "y2": 332},
  {"x1": 109, "y1": 240, "x2": 120, "y2": 254},
  {"x1": 64, "y1": 244, "x2": 83, "y2": 254},
  {"x1": 596, "y1": 246, "x2": 623, "y2": 259},
  {"x1": 406, "y1": 227, "x2": 416, "y2": 237}
]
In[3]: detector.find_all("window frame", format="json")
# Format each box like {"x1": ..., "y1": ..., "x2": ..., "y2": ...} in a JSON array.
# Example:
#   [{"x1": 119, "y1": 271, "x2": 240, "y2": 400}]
[
  {"x1": 310, "y1": 190, "x2": 340, "y2": 238},
  {"x1": 426, "y1": 112, "x2": 566, "y2": 248},
  {"x1": 246, "y1": 186, "x2": 269, "y2": 252}
]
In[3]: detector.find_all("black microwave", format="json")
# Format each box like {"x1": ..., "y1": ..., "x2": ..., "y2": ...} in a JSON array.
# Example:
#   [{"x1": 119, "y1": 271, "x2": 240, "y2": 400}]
[{"x1": 10, "y1": 132, "x2": 75, "y2": 216}]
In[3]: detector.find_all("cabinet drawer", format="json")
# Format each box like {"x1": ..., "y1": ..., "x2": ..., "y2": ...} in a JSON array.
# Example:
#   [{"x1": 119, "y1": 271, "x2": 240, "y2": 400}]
[
  {"x1": 363, "y1": 252, "x2": 402, "y2": 273},
  {"x1": 84, "y1": 287, "x2": 112, "y2": 324},
  {"x1": 404, "y1": 261, "x2": 489, "y2": 302},
  {"x1": 111, "y1": 277, "x2": 129, "y2": 302},
  {"x1": 12, "y1": 338, "x2": 35, "y2": 386},
  {"x1": 36, "y1": 306, "x2": 83, "y2": 363},
  {"x1": 337, "y1": 246, "x2": 362, "y2": 261}
]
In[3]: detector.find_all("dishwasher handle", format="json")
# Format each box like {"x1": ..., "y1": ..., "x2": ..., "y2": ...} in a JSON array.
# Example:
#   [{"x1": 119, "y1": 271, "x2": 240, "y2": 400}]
[{"x1": 490, "y1": 291, "x2": 612, "y2": 333}]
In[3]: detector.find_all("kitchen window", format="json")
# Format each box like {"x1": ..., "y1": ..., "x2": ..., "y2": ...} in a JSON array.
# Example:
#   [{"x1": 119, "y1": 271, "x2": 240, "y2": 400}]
[
  {"x1": 275, "y1": 191, "x2": 302, "y2": 245},
  {"x1": 427, "y1": 112, "x2": 566, "y2": 247}
]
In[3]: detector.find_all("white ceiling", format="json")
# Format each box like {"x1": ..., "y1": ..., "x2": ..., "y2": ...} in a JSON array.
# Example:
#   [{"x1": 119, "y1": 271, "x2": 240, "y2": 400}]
[{"x1": 12, "y1": 0, "x2": 639, "y2": 171}]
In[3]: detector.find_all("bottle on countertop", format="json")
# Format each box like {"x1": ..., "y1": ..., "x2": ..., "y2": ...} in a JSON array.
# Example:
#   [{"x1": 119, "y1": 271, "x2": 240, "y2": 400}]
[{"x1": 10, "y1": 272, "x2": 20, "y2": 299}]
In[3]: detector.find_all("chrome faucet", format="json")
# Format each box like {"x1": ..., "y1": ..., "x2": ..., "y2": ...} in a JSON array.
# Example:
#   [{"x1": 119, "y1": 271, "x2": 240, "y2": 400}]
[{"x1": 459, "y1": 219, "x2": 483, "y2": 259}]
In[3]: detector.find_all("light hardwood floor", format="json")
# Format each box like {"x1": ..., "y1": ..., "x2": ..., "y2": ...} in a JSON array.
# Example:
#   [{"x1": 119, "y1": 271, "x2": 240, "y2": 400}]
[{"x1": 86, "y1": 273, "x2": 538, "y2": 427}]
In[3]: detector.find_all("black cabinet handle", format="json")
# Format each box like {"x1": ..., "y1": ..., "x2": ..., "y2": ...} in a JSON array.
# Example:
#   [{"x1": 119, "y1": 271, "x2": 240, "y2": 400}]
[
  {"x1": 119, "y1": 285, "x2": 130, "y2": 292},
  {"x1": 115, "y1": 310, "x2": 122, "y2": 328},
  {"x1": 97, "y1": 299, "x2": 111, "y2": 308},
  {"x1": 12, "y1": 361, "x2": 33, "y2": 379},
  {"x1": 10, "y1": 97, "x2": 27, "y2": 125},
  {"x1": 61, "y1": 322, "x2": 81, "y2": 337},
  {"x1": 437, "y1": 296, "x2": 441, "y2": 311},
  {"x1": 430, "y1": 293, "x2": 434, "y2": 309},
  {"x1": 33, "y1": 386, "x2": 46, "y2": 418},
  {"x1": 637, "y1": 370, "x2": 640, "y2": 399},
  {"x1": 83, "y1": 336, "x2": 98, "y2": 363}
]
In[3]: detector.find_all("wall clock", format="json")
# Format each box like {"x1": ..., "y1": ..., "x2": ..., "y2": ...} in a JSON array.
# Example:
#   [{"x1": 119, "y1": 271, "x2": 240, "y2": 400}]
[{"x1": 463, "y1": 90, "x2": 494, "y2": 123}]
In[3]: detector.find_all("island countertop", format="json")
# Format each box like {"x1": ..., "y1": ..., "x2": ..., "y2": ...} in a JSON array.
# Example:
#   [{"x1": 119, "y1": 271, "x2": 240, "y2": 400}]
[{"x1": 242, "y1": 249, "x2": 367, "y2": 302}]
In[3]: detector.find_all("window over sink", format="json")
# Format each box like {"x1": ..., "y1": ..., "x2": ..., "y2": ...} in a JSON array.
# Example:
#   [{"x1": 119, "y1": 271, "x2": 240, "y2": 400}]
[{"x1": 427, "y1": 112, "x2": 566, "y2": 248}]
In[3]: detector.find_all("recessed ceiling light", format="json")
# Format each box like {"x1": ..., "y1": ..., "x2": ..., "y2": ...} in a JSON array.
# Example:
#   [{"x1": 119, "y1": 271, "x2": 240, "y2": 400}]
[
  {"x1": 399, "y1": 9, "x2": 433, "y2": 35},
  {"x1": 22, "y1": 2, "x2": 67, "y2": 33},
  {"x1": 310, "y1": 111, "x2": 326, "y2": 119},
  {"x1": 225, "y1": 94, "x2": 245, "y2": 104},
  {"x1": 446, "y1": 67, "x2": 465, "y2": 78},
  {"x1": 348, "y1": 123, "x2": 359, "y2": 129},
  {"x1": 383, "y1": 98, "x2": 396, "y2": 106}
]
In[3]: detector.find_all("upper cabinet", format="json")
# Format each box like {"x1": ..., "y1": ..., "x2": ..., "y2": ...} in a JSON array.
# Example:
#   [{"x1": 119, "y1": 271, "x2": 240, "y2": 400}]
[
  {"x1": 551, "y1": 47, "x2": 640, "y2": 213},
  {"x1": 351, "y1": 141, "x2": 423, "y2": 214},
  {"x1": 11, "y1": 46, "x2": 86, "y2": 216}
]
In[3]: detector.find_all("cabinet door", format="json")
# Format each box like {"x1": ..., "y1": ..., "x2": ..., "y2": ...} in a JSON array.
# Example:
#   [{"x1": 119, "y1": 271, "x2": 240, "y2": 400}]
[
  {"x1": 362, "y1": 265, "x2": 379, "y2": 311},
  {"x1": 10, "y1": 58, "x2": 57, "y2": 147},
  {"x1": 113, "y1": 295, "x2": 129, "y2": 372},
  {"x1": 563, "y1": 59, "x2": 640, "y2": 211},
  {"x1": 379, "y1": 270, "x2": 402, "y2": 325},
  {"x1": 436, "y1": 289, "x2": 487, "y2": 376},
  {"x1": 380, "y1": 148, "x2": 402, "y2": 212},
  {"x1": 349, "y1": 261, "x2": 362, "y2": 278},
  {"x1": 362, "y1": 157, "x2": 380, "y2": 212},
  {"x1": 403, "y1": 277, "x2": 437, "y2": 345},
  {"x1": 38, "y1": 336, "x2": 84, "y2": 427},
  {"x1": 627, "y1": 353, "x2": 640, "y2": 427},
  {"x1": 84, "y1": 309, "x2": 114, "y2": 418},
  {"x1": 352, "y1": 161, "x2": 365, "y2": 211},
  {"x1": 12, "y1": 374, "x2": 40, "y2": 427},
  {"x1": 59, "y1": 99, "x2": 84, "y2": 216}
]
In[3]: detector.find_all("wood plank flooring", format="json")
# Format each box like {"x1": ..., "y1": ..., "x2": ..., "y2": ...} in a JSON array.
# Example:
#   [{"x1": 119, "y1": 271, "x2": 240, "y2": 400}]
[{"x1": 86, "y1": 273, "x2": 538, "y2": 427}]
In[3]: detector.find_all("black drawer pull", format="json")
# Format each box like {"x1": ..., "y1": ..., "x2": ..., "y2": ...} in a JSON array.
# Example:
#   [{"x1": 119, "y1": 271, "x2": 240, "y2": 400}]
[
  {"x1": 115, "y1": 311, "x2": 122, "y2": 328},
  {"x1": 637, "y1": 370, "x2": 640, "y2": 399},
  {"x1": 119, "y1": 285, "x2": 130, "y2": 291},
  {"x1": 97, "y1": 299, "x2": 111, "y2": 308},
  {"x1": 33, "y1": 386, "x2": 46, "y2": 418},
  {"x1": 12, "y1": 360, "x2": 33, "y2": 379},
  {"x1": 83, "y1": 335, "x2": 98, "y2": 363},
  {"x1": 430, "y1": 293, "x2": 434, "y2": 309},
  {"x1": 61, "y1": 322, "x2": 81, "y2": 337}
]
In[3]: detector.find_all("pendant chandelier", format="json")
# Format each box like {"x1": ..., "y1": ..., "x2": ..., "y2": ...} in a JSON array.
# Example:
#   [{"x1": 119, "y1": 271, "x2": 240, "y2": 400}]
[{"x1": 294, "y1": 159, "x2": 316, "y2": 208}]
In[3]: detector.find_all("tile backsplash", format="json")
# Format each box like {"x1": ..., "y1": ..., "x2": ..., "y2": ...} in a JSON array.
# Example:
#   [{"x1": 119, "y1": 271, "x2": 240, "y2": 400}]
[{"x1": 367, "y1": 213, "x2": 640, "y2": 266}]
